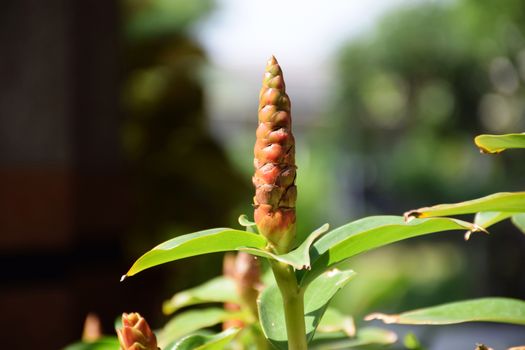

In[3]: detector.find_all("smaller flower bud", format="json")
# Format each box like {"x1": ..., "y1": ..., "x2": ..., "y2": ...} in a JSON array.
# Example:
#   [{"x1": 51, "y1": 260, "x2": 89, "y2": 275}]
[
  {"x1": 223, "y1": 253, "x2": 244, "y2": 330},
  {"x1": 222, "y1": 253, "x2": 262, "y2": 329},
  {"x1": 117, "y1": 312, "x2": 158, "y2": 350},
  {"x1": 82, "y1": 313, "x2": 102, "y2": 342}
]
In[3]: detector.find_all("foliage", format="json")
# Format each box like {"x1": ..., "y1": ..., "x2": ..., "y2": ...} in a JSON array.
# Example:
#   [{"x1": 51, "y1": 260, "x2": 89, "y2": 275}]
[
  {"x1": 124, "y1": 228, "x2": 266, "y2": 277},
  {"x1": 103, "y1": 130, "x2": 523, "y2": 349},
  {"x1": 333, "y1": 0, "x2": 525, "y2": 211},
  {"x1": 258, "y1": 269, "x2": 356, "y2": 349},
  {"x1": 65, "y1": 5, "x2": 525, "y2": 343},
  {"x1": 366, "y1": 297, "x2": 525, "y2": 326},
  {"x1": 121, "y1": 0, "x2": 248, "y2": 258},
  {"x1": 166, "y1": 328, "x2": 240, "y2": 350}
]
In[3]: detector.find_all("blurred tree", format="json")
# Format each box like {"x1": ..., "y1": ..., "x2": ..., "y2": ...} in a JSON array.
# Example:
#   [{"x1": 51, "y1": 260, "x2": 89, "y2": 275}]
[
  {"x1": 334, "y1": 0, "x2": 525, "y2": 212},
  {"x1": 331, "y1": 0, "x2": 525, "y2": 310},
  {"x1": 121, "y1": 0, "x2": 249, "y2": 244},
  {"x1": 120, "y1": 0, "x2": 250, "y2": 298}
]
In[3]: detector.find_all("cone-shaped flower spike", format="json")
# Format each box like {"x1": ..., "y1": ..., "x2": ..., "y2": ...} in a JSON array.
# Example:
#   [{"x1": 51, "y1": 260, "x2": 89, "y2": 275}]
[
  {"x1": 254, "y1": 56, "x2": 296, "y2": 254},
  {"x1": 117, "y1": 313, "x2": 159, "y2": 350}
]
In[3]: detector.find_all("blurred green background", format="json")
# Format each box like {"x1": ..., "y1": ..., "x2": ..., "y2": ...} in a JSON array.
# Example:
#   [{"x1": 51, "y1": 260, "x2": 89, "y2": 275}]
[{"x1": 1, "y1": 0, "x2": 524, "y2": 348}]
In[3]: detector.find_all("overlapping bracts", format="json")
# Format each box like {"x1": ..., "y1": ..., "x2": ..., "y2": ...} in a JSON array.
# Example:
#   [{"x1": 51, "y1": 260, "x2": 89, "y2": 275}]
[{"x1": 253, "y1": 56, "x2": 297, "y2": 254}]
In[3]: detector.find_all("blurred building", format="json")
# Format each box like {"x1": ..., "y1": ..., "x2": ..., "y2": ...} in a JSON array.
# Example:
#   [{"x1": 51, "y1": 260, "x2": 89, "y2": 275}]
[
  {"x1": 1, "y1": 1, "x2": 246, "y2": 349},
  {"x1": 1, "y1": 2, "x2": 126, "y2": 349}
]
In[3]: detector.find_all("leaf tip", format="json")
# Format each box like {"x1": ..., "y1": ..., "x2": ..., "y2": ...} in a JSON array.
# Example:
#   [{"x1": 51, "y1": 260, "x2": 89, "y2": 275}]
[
  {"x1": 476, "y1": 145, "x2": 502, "y2": 155},
  {"x1": 238, "y1": 214, "x2": 256, "y2": 227},
  {"x1": 403, "y1": 210, "x2": 420, "y2": 222},
  {"x1": 120, "y1": 274, "x2": 127, "y2": 282},
  {"x1": 475, "y1": 224, "x2": 489, "y2": 234},
  {"x1": 364, "y1": 312, "x2": 399, "y2": 324},
  {"x1": 162, "y1": 302, "x2": 173, "y2": 315},
  {"x1": 465, "y1": 224, "x2": 489, "y2": 241},
  {"x1": 343, "y1": 316, "x2": 356, "y2": 337}
]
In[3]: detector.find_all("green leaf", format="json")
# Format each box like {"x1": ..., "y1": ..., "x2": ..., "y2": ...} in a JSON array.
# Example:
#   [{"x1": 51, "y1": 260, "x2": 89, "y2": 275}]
[
  {"x1": 474, "y1": 211, "x2": 513, "y2": 229},
  {"x1": 242, "y1": 223, "x2": 329, "y2": 270},
  {"x1": 317, "y1": 308, "x2": 355, "y2": 336},
  {"x1": 512, "y1": 213, "x2": 525, "y2": 234},
  {"x1": 365, "y1": 297, "x2": 525, "y2": 325},
  {"x1": 258, "y1": 268, "x2": 355, "y2": 349},
  {"x1": 163, "y1": 276, "x2": 238, "y2": 315},
  {"x1": 303, "y1": 216, "x2": 482, "y2": 286},
  {"x1": 158, "y1": 308, "x2": 245, "y2": 347},
  {"x1": 474, "y1": 133, "x2": 525, "y2": 154},
  {"x1": 303, "y1": 269, "x2": 356, "y2": 342},
  {"x1": 309, "y1": 327, "x2": 398, "y2": 349},
  {"x1": 124, "y1": 228, "x2": 267, "y2": 277},
  {"x1": 404, "y1": 192, "x2": 525, "y2": 219},
  {"x1": 167, "y1": 328, "x2": 240, "y2": 350},
  {"x1": 63, "y1": 337, "x2": 119, "y2": 350}
]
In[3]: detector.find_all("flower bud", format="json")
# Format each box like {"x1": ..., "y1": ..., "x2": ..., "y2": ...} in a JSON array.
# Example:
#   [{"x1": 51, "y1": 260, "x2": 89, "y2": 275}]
[
  {"x1": 233, "y1": 252, "x2": 261, "y2": 315},
  {"x1": 223, "y1": 253, "x2": 244, "y2": 330},
  {"x1": 117, "y1": 312, "x2": 158, "y2": 350},
  {"x1": 222, "y1": 252, "x2": 262, "y2": 329},
  {"x1": 82, "y1": 313, "x2": 102, "y2": 342},
  {"x1": 253, "y1": 56, "x2": 296, "y2": 254}
]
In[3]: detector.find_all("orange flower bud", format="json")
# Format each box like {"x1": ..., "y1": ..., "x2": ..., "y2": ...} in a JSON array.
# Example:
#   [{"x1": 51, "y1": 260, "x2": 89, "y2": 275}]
[
  {"x1": 222, "y1": 252, "x2": 262, "y2": 329},
  {"x1": 82, "y1": 313, "x2": 102, "y2": 342},
  {"x1": 253, "y1": 56, "x2": 296, "y2": 254},
  {"x1": 117, "y1": 313, "x2": 158, "y2": 350}
]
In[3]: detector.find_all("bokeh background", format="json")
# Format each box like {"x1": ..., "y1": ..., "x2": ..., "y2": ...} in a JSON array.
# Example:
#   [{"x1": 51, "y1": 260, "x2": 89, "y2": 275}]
[{"x1": 1, "y1": 0, "x2": 524, "y2": 349}]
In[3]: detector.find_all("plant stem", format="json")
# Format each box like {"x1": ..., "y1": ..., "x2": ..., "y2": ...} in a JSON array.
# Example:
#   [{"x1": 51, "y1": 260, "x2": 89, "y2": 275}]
[{"x1": 270, "y1": 260, "x2": 307, "y2": 350}]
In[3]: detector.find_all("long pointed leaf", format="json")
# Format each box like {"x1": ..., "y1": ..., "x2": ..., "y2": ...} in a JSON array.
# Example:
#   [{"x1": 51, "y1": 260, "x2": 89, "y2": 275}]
[
  {"x1": 303, "y1": 216, "x2": 482, "y2": 286},
  {"x1": 474, "y1": 133, "x2": 525, "y2": 154},
  {"x1": 124, "y1": 228, "x2": 267, "y2": 277},
  {"x1": 404, "y1": 192, "x2": 525, "y2": 219},
  {"x1": 366, "y1": 297, "x2": 525, "y2": 325}
]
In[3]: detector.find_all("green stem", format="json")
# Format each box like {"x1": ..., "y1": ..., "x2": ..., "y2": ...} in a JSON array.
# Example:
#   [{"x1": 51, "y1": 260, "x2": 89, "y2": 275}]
[{"x1": 270, "y1": 260, "x2": 307, "y2": 350}]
